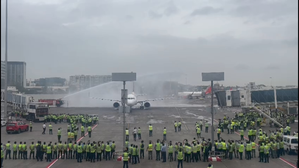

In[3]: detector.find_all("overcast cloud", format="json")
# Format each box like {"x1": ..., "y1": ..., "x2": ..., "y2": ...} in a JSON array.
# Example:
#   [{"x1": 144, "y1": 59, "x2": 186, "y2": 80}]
[{"x1": 1, "y1": 0, "x2": 298, "y2": 86}]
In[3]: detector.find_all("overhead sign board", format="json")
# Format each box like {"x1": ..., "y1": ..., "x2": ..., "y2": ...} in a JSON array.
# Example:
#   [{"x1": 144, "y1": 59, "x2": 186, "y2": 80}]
[
  {"x1": 112, "y1": 72, "x2": 136, "y2": 81},
  {"x1": 202, "y1": 72, "x2": 224, "y2": 81}
]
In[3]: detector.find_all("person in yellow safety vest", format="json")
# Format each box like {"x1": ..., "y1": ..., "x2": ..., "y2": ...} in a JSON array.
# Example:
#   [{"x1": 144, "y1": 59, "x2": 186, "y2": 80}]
[
  {"x1": 245, "y1": 141, "x2": 252, "y2": 160},
  {"x1": 67, "y1": 131, "x2": 71, "y2": 143},
  {"x1": 186, "y1": 144, "x2": 192, "y2": 162},
  {"x1": 29, "y1": 142, "x2": 35, "y2": 159},
  {"x1": 239, "y1": 142, "x2": 244, "y2": 160},
  {"x1": 57, "y1": 128, "x2": 62, "y2": 142},
  {"x1": 18, "y1": 142, "x2": 23, "y2": 159},
  {"x1": 97, "y1": 142, "x2": 102, "y2": 161},
  {"x1": 155, "y1": 140, "x2": 161, "y2": 161},
  {"x1": 208, "y1": 163, "x2": 213, "y2": 168},
  {"x1": 81, "y1": 125, "x2": 85, "y2": 137},
  {"x1": 251, "y1": 141, "x2": 256, "y2": 158},
  {"x1": 138, "y1": 127, "x2": 142, "y2": 140},
  {"x1": 178, "y1": 121, "x2": 182, "y2": 131},
  {"x1": 177, "y1": 149, "x2": 183, "y2": 168},
  {"x1": 196, "y1": 127, "x2": 201, "y2": 139},
  {"x1": 147, "y1": 141, "x2": 153, "y2": 160},
  {"x1": 12, "y1": 142, "x2": 17, "y2": 159},
  {"x1": 111, "y1": 141, "x2": 116, "y2": 159},
  {"x1": 29, "y1": 121, "x2": 33, "y2": 132},
  {"x1": 105, "y1": 142, "x2": 111, "y2": 161},
  {"x1": 125, "y1": 128, "x2": 129, "y2": 141},
  {"x1": 264, "y1": 144, "x2": 269, "y2": 163},
  {"x1": 88, "y1": 126, "x2": 92, "y2": 138},
  {"x1": 58, "y1": 141, "x2": 63, "y2": 158},
  {"x1": 217, "y1": 127, "x2": 221, "y2": 140},
  {"x1": 52, "y1": 142, "x2": 58, "y2": 159},
  {"x1": 90, "y1": 143, "x2": 96, "y2": 162},
  {"x1": 123, "y1": 149, "x2": 129, "y2": 168},
  {"x1": 149, "y1": 124, "x2": 153, "y2": 137},
  {"x1": 49, "y1": 123, "x2": 53, "y2": 134},
  {"x1": 63, "y1": 142, "x2": 68, "y2": 159},
  {"x1": 191, "y1": 143, "x2": 197, "y2": 162},
  {"x1": 23, "y1": 142, "x2": 28, "y2": 160},
  {"x1": 77, "y1": 143, "x2": 83, "y2": 163},
  {"x1": 132, "y1": 145, "x2": 137, "y2": 164},
  {"x1": 68, "y1": 141, "x2": 73, "y2": 159},
  {"x1": 5, "y1": 141, "x2": 11, "y2": 159},
  {"x1": 163, "y1": 127, "x2": 167, "y2": 141},
  {"x1": 101, "y1": 141, "x2": 105, "y2": 159},
  {"x1": 46, "y1": 144, "x2": 52, "y2": 162},
  {"x1": 1, "y1": 143, "x2": 4, "y2": 167},
  {"x1": 205, "y1": 121, "x2": 209, "y2": 133},
  {"x1": 221, "y1": 140, "x2": 227, "y2": 159},
  {"x1": 174, "y1": 121, "x2": 178, "y2": 132},
  {"x1": 71, "y1": 132, "x2": 74, "y2": 142}
]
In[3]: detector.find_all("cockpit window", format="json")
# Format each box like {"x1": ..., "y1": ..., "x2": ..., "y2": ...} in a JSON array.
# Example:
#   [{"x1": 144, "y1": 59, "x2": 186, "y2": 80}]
[{"x1": 128, "y1": 97, "x2": 135, "y2": 100}]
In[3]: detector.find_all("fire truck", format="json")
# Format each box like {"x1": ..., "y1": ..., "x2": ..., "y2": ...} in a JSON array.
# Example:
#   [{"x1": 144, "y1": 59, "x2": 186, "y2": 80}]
[{"x1": 38, "y1": 99, "x2": 64, "y2": 107}]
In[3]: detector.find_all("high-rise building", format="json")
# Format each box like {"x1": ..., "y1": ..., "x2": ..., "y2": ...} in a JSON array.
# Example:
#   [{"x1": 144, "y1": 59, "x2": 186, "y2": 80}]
[
  {"x1": 69, "y1": 75, "x2": 112, "y2": 91},
  {"x1": 6, "y1": 61, "x2": 26, "y2": 87},
  {"x1": 1, "y1": 61, "x2": 5, "y2": 89}
]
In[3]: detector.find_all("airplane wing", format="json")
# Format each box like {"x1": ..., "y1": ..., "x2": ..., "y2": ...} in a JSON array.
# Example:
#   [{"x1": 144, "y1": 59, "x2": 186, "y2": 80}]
[
  {"x1": 137, "y1": 96, "x2": 175, "y2": 103},
  {"x1": 89, "y1": 97, "x2": 121, "y2": 102}
]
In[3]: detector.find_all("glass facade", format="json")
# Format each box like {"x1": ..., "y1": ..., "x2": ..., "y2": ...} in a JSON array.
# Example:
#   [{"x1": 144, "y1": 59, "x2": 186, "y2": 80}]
[{"x1": 251, "y1": 88, "x2": 298, "y2": 103}]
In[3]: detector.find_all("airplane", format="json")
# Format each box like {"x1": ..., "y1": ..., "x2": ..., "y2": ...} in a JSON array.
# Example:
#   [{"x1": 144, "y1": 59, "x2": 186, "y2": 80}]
[
  {"x1": 89, "y1": 83, "x2": 172, "y2": 110},
  {"x1": 177, "y1": 86, "x2": 212, "y2": 99}
]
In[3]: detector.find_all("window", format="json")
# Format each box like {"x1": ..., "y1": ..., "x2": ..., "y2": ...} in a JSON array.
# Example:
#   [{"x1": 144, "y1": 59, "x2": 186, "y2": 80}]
[
  {"x1": 227, "y1": 96, "x2": 231, "y2": 100},
  {"x1": 7, "y1": 123, "x2": 16, "y2": 126},
  {"x1": 29, "y1": 105, "x2": 36, "y2": 109},
  {"x1": 291, "y1": 138, "x2": 298, "y2": 144}
]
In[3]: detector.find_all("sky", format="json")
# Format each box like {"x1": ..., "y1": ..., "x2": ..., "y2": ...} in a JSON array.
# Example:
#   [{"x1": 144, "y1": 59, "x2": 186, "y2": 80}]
[{"x1": 1, "y1": 0, "x2": 298, "y2": 86}]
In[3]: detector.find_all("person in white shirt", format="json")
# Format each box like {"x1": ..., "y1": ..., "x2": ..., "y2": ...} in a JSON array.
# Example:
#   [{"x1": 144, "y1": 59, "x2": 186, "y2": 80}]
[{"x1": 42, "y1": 123, "x2": 46, "y2": 134}]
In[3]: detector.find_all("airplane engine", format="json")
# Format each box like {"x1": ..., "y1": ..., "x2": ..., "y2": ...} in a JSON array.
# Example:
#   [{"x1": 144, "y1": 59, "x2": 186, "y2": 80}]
[
  {"x1": 144, "y1": 102, "x2": 150, "y2": 108},
  {"x1": 113, "y1": 102, "x2": 120, "y2": 108}
]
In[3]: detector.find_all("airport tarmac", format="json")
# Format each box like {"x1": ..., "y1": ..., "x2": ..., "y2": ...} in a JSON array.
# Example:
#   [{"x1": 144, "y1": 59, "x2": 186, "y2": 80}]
[{"x1": 1, "y1": 106, "x2": 298, "y2": 168}]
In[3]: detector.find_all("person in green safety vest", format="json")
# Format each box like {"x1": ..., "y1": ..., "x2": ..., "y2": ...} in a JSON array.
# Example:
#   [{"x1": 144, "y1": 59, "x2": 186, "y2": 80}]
[
  {"x1": 52, "y1": 142, "x2": 58, "y2": 159},
  {"x1": 177, "y1": 148, "x2": 183, "y2": 168},
  {"x1": 217, "y1": 127, "x2": 221, "y2": 140},
  {"x1": 81, "y1": 125, "x2": 85, "y2": 137},
  {"x1": 178, "y1": 121, "x2": 182, "y2": 131},
  {"x1": 147, "y1": 140, "x2": 153, "y2": 160},
  {"x1": 239, "y1": 142, "x2": 244, "y2": 160},
  {"x1": 155, "y1": 140, "x2": 161, "y2": 161},
  {"x1": 208, "y1": 163, "x2": 213, "y2": 168},
  {"x1": 29, "y1": 142, "x2": 35, "y2": 159},
  {"x1": 163, "y1": 127, "x2": 167, "y2": 141},
  {"x1": 90, "y1": 143, "x2": 96, "y2": 162},
  {"x1": 149, "y1": 124, "x2": 153, "y2": 137},
  {"x1": 174, "y1": 121, "x2": 178, "y2": 132},
  {"x1": 13, "y1": 141, "x2": 18, "y2": 160},
  {"x1": 197, "y1": 126, "x2": 201, "y2": 139},
  {"x1": 132, "y1": 144, "x2": 137, "y2": 164},
  {"x1": 105, "y1": 142, "x2": 111, "y2": 161},
  {"x1": 88, "y1": 126, "x2": 92, "y2": 138},
  {"x1": 49, "y1": 123, "x2": 53, "y2": 135},
  {"x1": 1, "y1": 143, "x2": 4, "y2": 167},
  {"x1": 123, "y1": 148, "x2": 129, "y2": 168},
  {"x1": 111, "y1": 141, "x2": 116, "y2": 159},
  {"x1": 68, "y1": 141, "x2": 73, "y2": 159},
  {"x1": 96, "y1": 142, "x2": 102, "y2": 161},
  {"x1": 46, "y1": 144, "x2": 52, "y2": 162},
  {"x1": 77, "y1": 142, "x2": 82, "y2": 163},
  {"x1": 245, "y1": 141, "x2": 252, "y2": 160},
  {"x1": 205, "y1": 121, "x2": 209, "y2": 133},
  {"x1": 63, "y1": 142, "x2": 68, "y2": 159},
  {"x1": 125, "y1": 128, "x2": 129, "y2": 141},
  {"x1": 5, "y1": 141, "x2": 11, "y2": 159}
]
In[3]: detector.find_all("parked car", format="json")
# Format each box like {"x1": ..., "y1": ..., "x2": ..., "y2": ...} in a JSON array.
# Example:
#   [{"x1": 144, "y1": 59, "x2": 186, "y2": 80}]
[
  {"x1": 6, "y1": 121, "x2": 29, "y2": 134},
  {"x1": 283, "y1": 135, "x2": 298, "y2": 155},
  {"x1": 1, "y1": 118, "x2": 7, "y2": 127}
]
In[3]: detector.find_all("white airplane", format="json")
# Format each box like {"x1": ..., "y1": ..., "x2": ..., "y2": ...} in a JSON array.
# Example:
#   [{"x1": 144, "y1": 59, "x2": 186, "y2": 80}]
[
  {"x1": 178, "y1": 91, "x2": 203, "y2": 99},
  {"x1": 90, "y1": 92, "x2": 171, "y2": 110}
]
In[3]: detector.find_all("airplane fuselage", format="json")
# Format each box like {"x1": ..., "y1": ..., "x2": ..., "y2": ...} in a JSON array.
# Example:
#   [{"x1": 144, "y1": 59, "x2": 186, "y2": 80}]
[{"x1": 126, "y1": 94, "x2": 137, "y2": 106}]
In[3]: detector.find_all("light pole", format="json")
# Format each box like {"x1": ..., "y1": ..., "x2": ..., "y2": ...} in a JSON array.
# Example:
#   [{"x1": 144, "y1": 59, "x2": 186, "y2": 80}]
[
  {"x1": 202, "y1": 72, "x2": 224, "y2": 155},
  {"x1": 112, "y1": 72, "x2": 136, "y2": 149},
  {"x1": 4, "y1": 0, "x2": 9, "y2": 119}
]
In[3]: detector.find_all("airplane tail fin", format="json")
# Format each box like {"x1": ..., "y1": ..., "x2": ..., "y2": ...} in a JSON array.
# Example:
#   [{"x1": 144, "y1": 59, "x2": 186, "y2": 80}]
[{"x1": 205, "y1": 86, "x2": 212, "y2": 95}]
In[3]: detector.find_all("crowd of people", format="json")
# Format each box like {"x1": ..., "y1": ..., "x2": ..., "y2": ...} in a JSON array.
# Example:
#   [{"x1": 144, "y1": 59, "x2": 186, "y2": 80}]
[{"x1": 1, "y1": 110, "x2": 297, "y2": 168}]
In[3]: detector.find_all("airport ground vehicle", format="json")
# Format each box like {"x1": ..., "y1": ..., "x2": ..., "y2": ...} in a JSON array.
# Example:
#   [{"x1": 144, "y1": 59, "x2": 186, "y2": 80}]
[
  {"x1": 26, "y1": 102, "x2": 49, "y2": 122},
  {"x1": 38, "y1": 99, "x2": 64, "y2": 107},
  {"x1": 6, "y1": 121, "x2": 29, "y2": 134},
  {"x1": 283, "y1": 135, "x2": 298, "y2": 155},
  {"x1": 1, "y1": 118, "x2": 7, "y2": 127}
]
